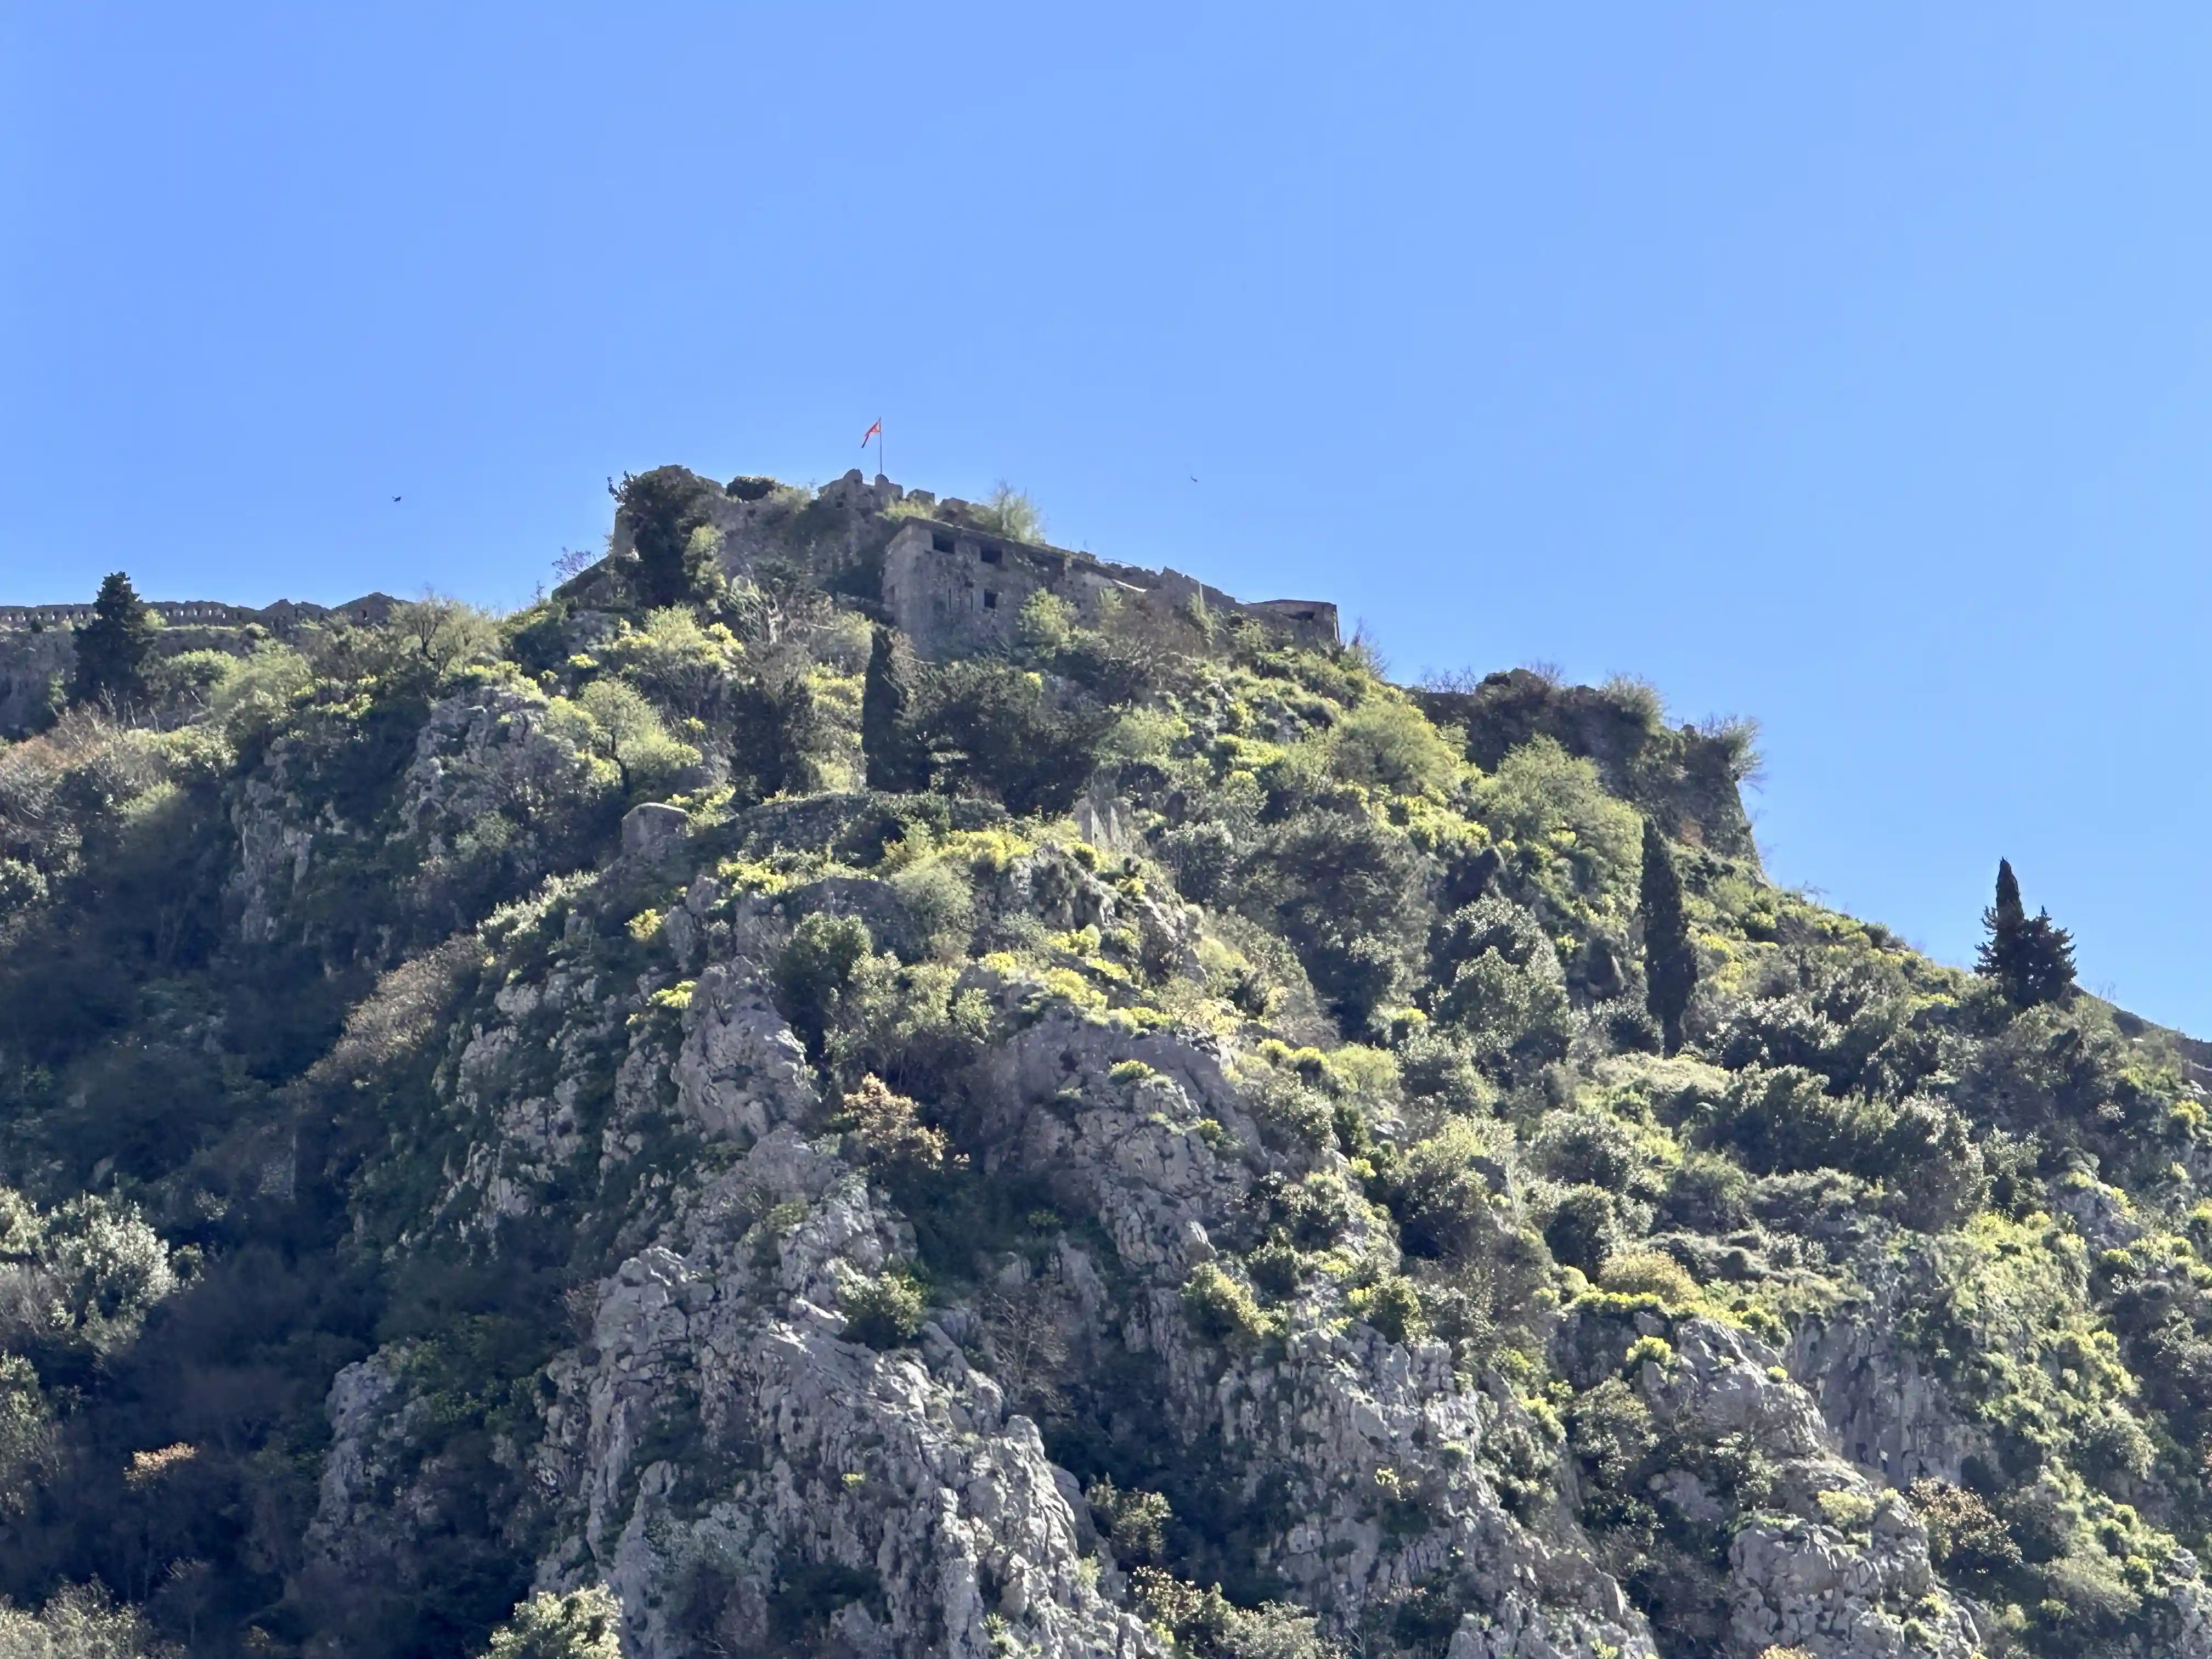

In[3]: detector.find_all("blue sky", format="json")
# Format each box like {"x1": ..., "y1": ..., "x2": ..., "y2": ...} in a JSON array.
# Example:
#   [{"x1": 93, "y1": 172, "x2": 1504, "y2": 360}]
[{"x1": 5, "y1": 5, "x2": 2212, "y2": 1029}]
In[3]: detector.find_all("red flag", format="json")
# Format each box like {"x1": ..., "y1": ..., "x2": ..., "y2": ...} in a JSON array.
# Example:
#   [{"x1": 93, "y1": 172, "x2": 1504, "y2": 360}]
[{"x1": 861, "y1": 419, "x2": 882, "y2": 445}]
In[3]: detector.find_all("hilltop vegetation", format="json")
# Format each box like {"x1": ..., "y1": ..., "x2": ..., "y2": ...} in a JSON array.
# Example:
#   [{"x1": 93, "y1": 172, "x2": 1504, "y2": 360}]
[{"x1": 0, "y1": 471, "x2": 2208, "y2": 1659}]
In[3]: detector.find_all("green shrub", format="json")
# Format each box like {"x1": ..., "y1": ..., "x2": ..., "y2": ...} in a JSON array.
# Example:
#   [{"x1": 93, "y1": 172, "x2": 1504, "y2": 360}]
[
  {"x1": 1086, "y1": 1478, "x2": 1171, "y2": 1565},
  {"x1": 1909, "y1": 1479, "x2": 2022, "y2": 1582},
  {"x1": 1477, "y1": 736, "x2": 1641, "y2": 903},
  {"x1": 1327, "y1": 696, "x2": 1459, "y2": 796},
  {"x1": 1532, "y1": 1106, "x2": 1654, "y2": 1195},
  {"x1": 1351, "y1": 1273, "x2": 1429, "y2": 1346},
  {"x1": 773, "y1": 913, "x2": 877, "y2": 1062},
  {"x1": 595, "y1": 607, "x2": 738, "y2": 718},
  {"x1": 1600, "y1": 1250, "x2": 1701, "y2": 1311},
  {"x1": 972, "y1": 482, "x2": 1043, "y2": 543},
  {"x1": 1815, "y1": 1488, "x2": 1876, "y2": 1532},
  {"x1": 1239, "y1": 808, "x2": 1431, "y2": 1031},
  {"x1": 1182, "y1": 1262, "x2": 1278, "y2": 1347},
  {"x1": 1570, "y1": 1378, "x2": 1656, "y2": 1488},
  {"x1": 0, "y1": 1582, "x2": 180, "y2": 1659},
  {"x1": 0, "y1": 857, "x2": 48, "y2": 917},
  {"x1": 546, "y1": 678, "x2": 699, "y2": 796},
  {"x1": 890, "y1": 857, "x2": 974, "y2": 960},
  {"x1": 1389, "y1": 1117, "x2": 1510, "y2": 1262},
  {"x1": 1545, "y1": 1185, "x2": 1622, "y2": 1275},
  {"x1": 838, "y1": 1075, "x2": 953, "y2": 1171},
  {"x1": 1622, "y1": 1334, "x2": 1675, "y2": 1373},
  {"x1": 1016, "y1": 591, "x2": 1074, "y2": 654},
  {"x1": 482, "y1": 1587, "x2": 623, "y2": 1659},
  {"x1": 842, "y1": 1268, "x2": 927, "y2": 1350},
  {"x1": 0, "y1": 1354, "x2": 51, "y2": 1520},
  {"x1": 1130, "y1": 1568, "x2": 1333, "y2": 1659},
  {"x1": 1707, "y1": 1066, "x2": 1984, "y2": 1225},
  {"x1": 1245, "y1": 1235, "x2": 1305, "y2": 1297},
  {"x1": 1435, "y1": 908, "x2": 1574, "y2": 1066},
  {"x1": 1661, "y1": 1151, "x2": 1752, "y2": 1233}
]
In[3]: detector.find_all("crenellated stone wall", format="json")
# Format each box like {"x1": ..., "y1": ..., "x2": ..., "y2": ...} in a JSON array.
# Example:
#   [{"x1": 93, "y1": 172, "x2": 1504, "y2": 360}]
[{"x1": 0, "y1": 592, "x2": 398, "y2": 737}]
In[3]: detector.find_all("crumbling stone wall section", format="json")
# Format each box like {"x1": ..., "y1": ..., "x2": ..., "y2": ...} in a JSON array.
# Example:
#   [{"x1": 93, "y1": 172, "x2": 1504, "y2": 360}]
[
  {"x1": 0, "y1": 625, "x2": 74, "y2": 737},
  {"x1": 607, "y1": 466, "x2": 1341, "y2": 659},
  {"x1": 1416, "y1": 667, "x2": 1762, "y2": 864},
  {"x1": 881, "y1": 515, "x2": 1338, "y2": 659},
  {"x1": 0, "y1": 593, "x2": 397, "y2": 737}
]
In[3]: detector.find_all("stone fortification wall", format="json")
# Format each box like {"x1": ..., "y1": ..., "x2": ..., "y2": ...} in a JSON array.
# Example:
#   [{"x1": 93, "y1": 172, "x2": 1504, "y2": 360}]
[
  {"x1": 0, "y1": 628, "x2": 75, "y2": 739},
  {"x1": 603, "y1": 467, "x2": 1339, "y2": 659},
  {"x1": 879, "y1": 516, "x2": 1339, "y2": 659},
  {"x1": 0, "y1": 594, "x2": 396, "y2": 632},
  {"x1": 0, "y1": 593, "x2": 398, "y2": 737},
  {"x1": 654, "y1": 466, "x2": 1339, "y2": 661}
]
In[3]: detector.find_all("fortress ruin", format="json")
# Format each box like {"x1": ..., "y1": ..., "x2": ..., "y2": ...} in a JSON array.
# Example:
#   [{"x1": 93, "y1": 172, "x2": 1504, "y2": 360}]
[
  {"x1": 3, "y1": 466, "x2": 1342, "y2": 737},
  {"x1": 681, "y1": 467, "x2": 1339, "y2": 659}
]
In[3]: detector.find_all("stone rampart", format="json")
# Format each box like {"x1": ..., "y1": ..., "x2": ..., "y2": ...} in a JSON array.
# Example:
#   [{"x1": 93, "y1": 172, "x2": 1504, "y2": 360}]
[
  {"x1": 605, "y1": 467, "x2": 1341, "y2": 661},
  {"x1": 0, "y1": 594, "x2": 396, "y2": 632},
  {"x1": 879, "y1": 515, "x2": 1339, "y2": 659},
  {"x1": 0, "y1": 592, "x2": 398, "y2": 737}
]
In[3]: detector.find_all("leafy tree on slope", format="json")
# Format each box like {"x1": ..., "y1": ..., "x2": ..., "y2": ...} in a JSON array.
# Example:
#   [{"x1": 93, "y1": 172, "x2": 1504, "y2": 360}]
[
  {"x1": 481, "y1": 1588, "x2": 623, "y2": 1659},
  {"x1": 613, "y1": 467, "x2": 721, "y2": 607}
]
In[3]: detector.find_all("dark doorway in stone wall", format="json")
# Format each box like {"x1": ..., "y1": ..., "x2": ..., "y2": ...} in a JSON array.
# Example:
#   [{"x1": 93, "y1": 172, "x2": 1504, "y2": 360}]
[{"x1": 983, "y1": 591, "x2": 998, "y2": 610}]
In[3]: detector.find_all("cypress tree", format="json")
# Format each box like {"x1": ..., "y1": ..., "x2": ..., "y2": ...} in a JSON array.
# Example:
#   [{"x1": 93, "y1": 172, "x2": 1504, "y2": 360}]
[
  {"x1": 69, "y1": 572, "x2": 157, "y2": 710},
  {"x1": 861, "y1": 625, "x2": 927, "y2": 791},
  {"x1": 1639, "y1": 818, "x2": 1696, "y2": 1055},
  {"x1": 1977, "y1": 857, "x2": 2076, "y2": 1009},
  {"x1": 730, "y1": 667, "x2": 825, "y2": 804}
]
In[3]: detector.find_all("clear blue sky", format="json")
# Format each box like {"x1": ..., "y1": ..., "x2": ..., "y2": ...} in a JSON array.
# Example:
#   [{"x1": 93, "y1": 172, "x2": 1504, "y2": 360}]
[{"x1": 5, "y1": 6, "x2": 2211, "y2": 1030}]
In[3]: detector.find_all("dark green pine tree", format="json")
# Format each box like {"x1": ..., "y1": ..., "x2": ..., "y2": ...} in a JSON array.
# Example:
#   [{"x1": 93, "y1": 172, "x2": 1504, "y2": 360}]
[
  {"x1": 1639, "y1": 818, "x2": 1696, "y2": 1055},
  {"x1": 861, "y1": 625, "x2": 928, "y2": 791},
  {"x1": 69, "y1": 571, "x2": 158, "y2": 709},
  {"x1": 1977, "y1": 857, "x2": 2076, "y2": 1009},
  {"x1": 613, "y1": 467, "x2": 721, "y2": 607}
]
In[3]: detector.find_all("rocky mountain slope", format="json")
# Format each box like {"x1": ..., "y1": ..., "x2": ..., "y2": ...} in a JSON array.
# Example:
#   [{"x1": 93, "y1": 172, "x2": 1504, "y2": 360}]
[{"x1": 1, "y1": 469, "x2": 2208, "y2": 1659}]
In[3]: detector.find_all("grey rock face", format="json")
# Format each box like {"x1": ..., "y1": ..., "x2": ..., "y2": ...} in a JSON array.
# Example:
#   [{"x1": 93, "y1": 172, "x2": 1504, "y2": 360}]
[
  {"x1": 299, "y1": 831, "x2": 2083, "y2": 1659},
  {"x1": 622, "y1": 802, "x2": 690, "y2": 856}
]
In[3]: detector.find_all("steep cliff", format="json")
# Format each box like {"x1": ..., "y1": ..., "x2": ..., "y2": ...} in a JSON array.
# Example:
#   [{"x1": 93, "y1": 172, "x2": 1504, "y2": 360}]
[{"x1": 0, "y1": 472, "x2": 2206, "y2": 1659}]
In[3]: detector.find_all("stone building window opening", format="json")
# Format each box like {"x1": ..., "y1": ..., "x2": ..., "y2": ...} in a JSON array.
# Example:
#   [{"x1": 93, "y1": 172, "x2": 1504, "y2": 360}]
[
  {"x1": 979, "y1": 545, "x2": 1002, "y2": 565},
  {"x1": 983, "y1": 590, "x2": 998, "y2": 610}
]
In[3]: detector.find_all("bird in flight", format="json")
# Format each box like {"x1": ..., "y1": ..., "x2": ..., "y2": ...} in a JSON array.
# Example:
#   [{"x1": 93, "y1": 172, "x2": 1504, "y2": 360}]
[{"x1": 392, "y1": 495, "x2": 402, "y2": 503}]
